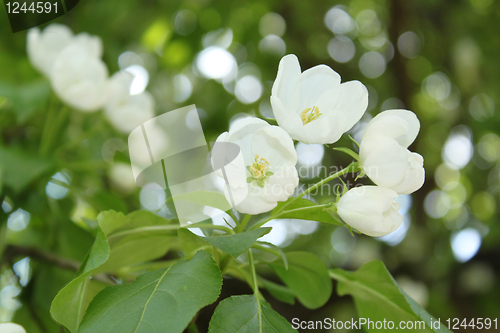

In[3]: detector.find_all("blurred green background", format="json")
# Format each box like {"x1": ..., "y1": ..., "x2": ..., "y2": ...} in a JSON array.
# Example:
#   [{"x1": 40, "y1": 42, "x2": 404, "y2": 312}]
[{"x1": 1, "y1": 0, "x2": 499, "y2": 332}]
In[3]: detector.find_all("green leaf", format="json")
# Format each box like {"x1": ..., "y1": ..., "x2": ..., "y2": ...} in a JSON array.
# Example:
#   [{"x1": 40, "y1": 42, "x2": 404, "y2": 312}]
[
  {"x1": 330, "y1": 261, "x2": 453, "y2": 333},
  {"x1": 178, "y1": 228, "x2": 210, "y2": 254},
  {"x1": 208, "y1": 295, "x2": 297, "y2": 333},
  {"x1": 272, "y1": 198, "x2": 342, "y2": 225},
  {"x1": 95, "y1": 210, "x2": 178, "y2": 273},
  {"x1": 51, "y1": 210, "x2": 178, "y2": 332},
  {"x1": 78, "y1": 251, "x2": 222, "y2": 333},
  {"x1": 0, "y1": 146, "x2": 54, "y2": 193},
  {"x1": 86, "y1": 189, "x2": 128, "y2": 214},
  {"x1": 269, "y1": 251, "x2": 332, "y2": 309},
  {"x1": 260, "y1": 278, "x2": 295, "y2": 305},
  {"x1": 200, "y1": 228, "x2": 271, "y2": 258},
  {"x1": 0, "y1": 79, "x2": 51, "y2": 123},
  {"x1": 51, "y1": 229, "x2": 110, "y2": 333}
]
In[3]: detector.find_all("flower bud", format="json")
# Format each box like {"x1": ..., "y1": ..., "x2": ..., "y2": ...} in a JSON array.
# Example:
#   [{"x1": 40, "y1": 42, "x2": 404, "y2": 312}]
[
  {"x1": 360, "y1": 110, "x2": 425, "y2": 194},
  {"x1": 337, "y1": 186, "x2": 403, "y2": 237}
]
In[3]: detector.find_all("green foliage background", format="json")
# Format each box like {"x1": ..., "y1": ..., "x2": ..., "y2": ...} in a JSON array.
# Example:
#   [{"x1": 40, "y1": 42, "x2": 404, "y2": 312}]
[{"x1": 0, "y1": 0, "x2": 499, "y2": 332}]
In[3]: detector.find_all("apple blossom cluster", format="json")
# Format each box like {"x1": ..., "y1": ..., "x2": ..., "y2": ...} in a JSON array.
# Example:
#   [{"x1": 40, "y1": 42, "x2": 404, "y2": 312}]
[
  {"x1": 27, "y1": 23, "x2": 425, "y2": 238},
  {"x1": 26, "y1": 24, "x2": 154, "y2": 133},
  {"x1": 217, "y1": 54, "x2": 425, "y2": 237}
]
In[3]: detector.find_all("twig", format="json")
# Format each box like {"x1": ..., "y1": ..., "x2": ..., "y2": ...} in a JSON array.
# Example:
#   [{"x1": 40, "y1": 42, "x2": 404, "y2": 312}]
[
  {"x1": 1, "y1": 245, "x2": 80, "y2": 272},
  {"x1": 1, "y1": 245, "x2": 115, "y2": 285}
]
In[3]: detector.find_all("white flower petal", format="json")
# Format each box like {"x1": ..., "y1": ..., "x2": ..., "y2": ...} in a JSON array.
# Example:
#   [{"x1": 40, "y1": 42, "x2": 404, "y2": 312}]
[
  {"x1": 271, "y1": 95, "x2": 304, "y2": 138},
  {"x1": 360, "y1": 135, "x2": 409, "y2": 188},
  {"x1": 337, "y1": 186, "x2": 403, "y2": 237},
  {"x1": 390, "y1": 152, "x2": 425, "y2": 194},
  {"x1": 227, "y1": 117, "x2": 269, "y2": 163},
  {"x1": 263, "y1": 165, "x2": 298, "y2": 202},
  {"x1": 105, "y1": 71, "x2": 135, "y2": 108},
  {"x1": 313, "y1": 85, "x2": 341, "y2": 116},
  {"x1": 362, "y1": 109, "x2": 420, "y2": 147},
  {"x1": 233, "y1": 185, "x2": 278, "y2": 214},
  {"x1": 214, "y1": 116, "x2": 299, "y2": 214},
  {"x1": 271, "y1": 54, "x2": 302, "y2": 108},
  {"x1": 105, "y1": 91, "x2": 155, "y2": 133},
  {"x1": 50, "y1": 44, "x2": 109, "y2": 112},
  {"x1": 293, "y1": 64, "x2": 341, "y2": 110},
  {"x1": 339, "y1": 186, "x2": 397, "y2": 215},
  {"x1": 360, "y1": 109, "x2": 425, "y2": 195},
  {"x1": 251, "y1": 126, "x2": 297, "y2": 166},
  {"x1": 27, "y1": 24, "x2": 74, "y2": 76},
  {"x1": 73, "y1": 32, "x2": 103, "y2": 58},
  {"x1": 270, "y1": 54, "x2": 368, "y2": 144},
  {"x1": 334, "y1": 80, "x2": 369, "y2": 131},
  {"x1": 301, "y1": 113, "x2": 338, "y2": 144}
]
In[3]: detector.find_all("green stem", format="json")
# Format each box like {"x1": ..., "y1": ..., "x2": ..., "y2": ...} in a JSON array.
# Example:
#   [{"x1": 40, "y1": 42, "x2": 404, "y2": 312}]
[
  {"x1": 226, "y1": 210, "x2": 239, "y2": 226},
  {"x1": 107, "y1": 222, "x2": 235, "y2": 241},
  {"x1": 276, "y1": 161, "x2": 359, "y2": 215},
  {"x1": 108, "y1": 225, "x2": 181, "y2": 240},
  {"x1": 247, "y1": 249, "x2": 263, "y2": 332},
  {"x1": 249, "y1": 162, "x2": 359, "y2": 231},
  {"x1": 252, "y1": 243, "x2": 281, "y2": 257},
  {"x1": 40, "y1": 104, "x2": 70, "y2": 156},
  {"x1": 39, "y1": 95, "x2": 58, "y2": 156},
  {"x1": 250, "y1": 203, "x2": 332, "y2": 230},
  {"x1": 236, "y1": 214, "x2": 251, "y2": 232},
  {"x1": 277, "y1": 203, "x2": 331, "y2": 215},
  {"x1": 186, "y1": 223, "x2": 234, "y2": 234}
]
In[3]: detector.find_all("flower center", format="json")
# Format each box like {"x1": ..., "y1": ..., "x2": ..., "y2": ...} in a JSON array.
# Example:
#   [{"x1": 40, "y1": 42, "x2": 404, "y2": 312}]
[
  {"x1": 300, "y1": 106, "x2": 322, "y2": 125},
  {"x1": 246, "y1": 154, "x2": 273, "y2": 187}
]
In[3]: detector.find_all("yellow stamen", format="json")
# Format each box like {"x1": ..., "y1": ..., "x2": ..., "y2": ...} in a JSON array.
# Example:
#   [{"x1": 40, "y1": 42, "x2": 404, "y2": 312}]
[
  {"x1": 300, "y1": 106, "x2": 322, "y2": 125},
  {"x1": 250, "y1": 154, "x2": 269, "y2": 178}
]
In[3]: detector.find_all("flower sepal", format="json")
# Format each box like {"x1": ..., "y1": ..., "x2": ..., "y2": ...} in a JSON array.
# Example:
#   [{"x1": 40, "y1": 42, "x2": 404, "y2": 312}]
[{"x1": 332, "y1": 146, "x2": 360, "y2": 162}]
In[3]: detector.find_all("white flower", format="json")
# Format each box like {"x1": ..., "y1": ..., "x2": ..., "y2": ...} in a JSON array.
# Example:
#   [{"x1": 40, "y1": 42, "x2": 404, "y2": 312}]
[
  {"x1": 337, "y1": 186, "x2": 403, "y2": 237},
  {"x1": 50, "y1": 43, "x2": 109, "y2": 112},
  {"x1": 271, "y1": 54, "x2": 368, "y2": 144},
  {"x1": 360, "y1": 110, "x2": 425, "y2": 194},
  {"x1": 27, "y1": 24, "x2": 102, "y2": 77},
  {"x1": 104, "y1": 72, "x2": 155, "y2": 133},
  {"x1": 215, "y1": 117, "x2": 299, "y2": 214},
  {"x1": 0, "y1": 323, "x2": 27, "y2": 333}
]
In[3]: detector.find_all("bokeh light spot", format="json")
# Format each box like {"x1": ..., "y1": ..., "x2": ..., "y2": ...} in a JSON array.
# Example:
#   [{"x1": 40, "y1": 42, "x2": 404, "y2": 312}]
[
  {"x1": 196, "y1": 47, "x2": 237, "y2": 80},
  {"x1": 451, "y1": 228, "x2": 481, "y2": 263},
  {"x1": 359, "y1": 51, "x2": 386, "y2": 78},
  {"x1": 328, "y1": 36, "x2": 355, "y2": 63}
]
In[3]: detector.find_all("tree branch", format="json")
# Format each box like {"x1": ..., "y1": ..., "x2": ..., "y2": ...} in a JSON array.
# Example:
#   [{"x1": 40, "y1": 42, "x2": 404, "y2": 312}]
[
  {"x1": 1, "y1": 245, "x2": 80, "y2": 272},
  {"x1": 1, "y1": 245, "x2": 118, "y2": 285}
]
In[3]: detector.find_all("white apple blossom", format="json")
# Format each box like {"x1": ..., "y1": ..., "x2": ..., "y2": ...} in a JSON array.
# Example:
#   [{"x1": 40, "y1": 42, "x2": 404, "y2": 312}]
[
  {"x1": 270, "y1": 54, "x2": 368, "y2": 144},
  {"x1": 215, "y1": 117, "x2": 299, "y2": 214},
  {"x1": 104, "y1": 72, "x2": 155, "y2": 133},
  {"x1": 27, "y1": 24, "x2": 102, "y2": 77},
  {"x1": 360, "y1": 110, "x2": 425, "y2": 194},
  {"x1": 337, "y1": 186, "x2": 403, "y2": 237},
  {"x1": 50, "y1": 43, "x2": 109, "y2": 112},
  {"x1": 0, "y1": 323, "x2": 27, "y2": 333}
]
